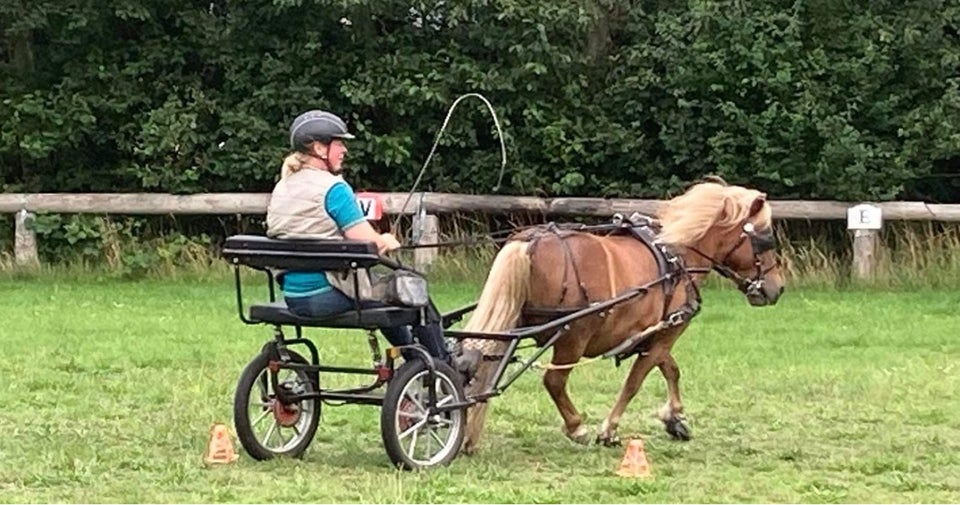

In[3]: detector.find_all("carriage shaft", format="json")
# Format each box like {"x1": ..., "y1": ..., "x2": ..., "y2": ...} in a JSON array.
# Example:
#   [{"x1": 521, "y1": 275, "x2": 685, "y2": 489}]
[{"x1": 445, "y1": 279, "x2": 659, "y2": 344}]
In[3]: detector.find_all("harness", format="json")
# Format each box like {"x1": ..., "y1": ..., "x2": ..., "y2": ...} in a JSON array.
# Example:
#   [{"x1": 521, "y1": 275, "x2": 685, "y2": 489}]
[
  {"x1": 517, "y1": 213, "x2": 703, "y2": 365},
  {"x1": 527, "y1": 223, "x2": 591, "y2": 305},
  {"x1": 469, "y1": 211, "x2": 777, "y2": 367},
  {"x1": 608, "y1": 213, "x2": 703, "y2": 364}
]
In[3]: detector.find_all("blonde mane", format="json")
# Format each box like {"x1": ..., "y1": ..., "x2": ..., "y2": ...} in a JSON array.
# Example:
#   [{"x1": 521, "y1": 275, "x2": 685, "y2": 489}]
[{"x1": 656, "y1": 181, "x2": 772, "y2": 247}]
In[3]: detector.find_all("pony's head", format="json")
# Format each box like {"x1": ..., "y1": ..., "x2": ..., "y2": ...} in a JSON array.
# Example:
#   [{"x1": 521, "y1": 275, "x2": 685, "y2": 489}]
[{"x1": 657, "y1": 179, "x2": 784, "y2": 306}]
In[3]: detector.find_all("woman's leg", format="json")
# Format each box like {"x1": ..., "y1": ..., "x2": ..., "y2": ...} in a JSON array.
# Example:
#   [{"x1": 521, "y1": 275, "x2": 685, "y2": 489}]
[
  {"x1": 285, "y1": 290, "x2": 414, "y2": 348},
  {"x1": 355, "y1": 299, "x2": 416, "y2": 349},
  {"x1": 285, "y1": 288, "x2": 355, "y2": 319},
  {"x1": 412, "y1": 321, "x2": 450, "y2": 362}
]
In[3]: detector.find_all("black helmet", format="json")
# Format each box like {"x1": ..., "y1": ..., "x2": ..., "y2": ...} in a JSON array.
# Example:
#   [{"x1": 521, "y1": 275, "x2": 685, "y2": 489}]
[{"x1": 289, "y1": 110, "x2": 356, "y2": 150}]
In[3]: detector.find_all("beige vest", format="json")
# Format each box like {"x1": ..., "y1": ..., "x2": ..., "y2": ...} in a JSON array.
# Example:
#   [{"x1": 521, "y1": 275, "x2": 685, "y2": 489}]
[{"x1": 266, "y1": 168, "x2": 374, "y2": 300}]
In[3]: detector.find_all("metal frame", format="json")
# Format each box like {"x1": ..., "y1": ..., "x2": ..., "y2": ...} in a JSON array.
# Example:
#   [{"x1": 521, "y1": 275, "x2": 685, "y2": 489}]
[{"x1": 229, "y1": 248, "x2": 451, "y2": 406}]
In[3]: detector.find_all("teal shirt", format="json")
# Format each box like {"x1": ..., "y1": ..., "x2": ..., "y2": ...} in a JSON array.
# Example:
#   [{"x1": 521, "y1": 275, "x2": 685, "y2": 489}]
[{"x1": 283, "y1": 182, "x2": 367, "y2": 297}]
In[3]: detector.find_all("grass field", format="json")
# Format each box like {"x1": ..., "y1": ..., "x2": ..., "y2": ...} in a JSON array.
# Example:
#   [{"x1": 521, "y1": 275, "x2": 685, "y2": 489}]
[{"x1": 0, "y1": 275, "x2": 958, "y2": 503}]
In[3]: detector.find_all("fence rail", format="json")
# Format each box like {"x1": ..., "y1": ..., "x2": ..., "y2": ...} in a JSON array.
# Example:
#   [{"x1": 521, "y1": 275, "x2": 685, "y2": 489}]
[
  {"x1": 3, "y1": 192, "x2": 960, "y2": 220},
  {"x1": 4, "y1": 192, "x2": 960, "y2": 277}
]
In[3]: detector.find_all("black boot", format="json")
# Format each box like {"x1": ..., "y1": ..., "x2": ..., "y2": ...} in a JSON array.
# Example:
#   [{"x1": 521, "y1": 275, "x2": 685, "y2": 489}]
[{"x1": 452, "y1": 348, "x2": 482, "y2": 383}]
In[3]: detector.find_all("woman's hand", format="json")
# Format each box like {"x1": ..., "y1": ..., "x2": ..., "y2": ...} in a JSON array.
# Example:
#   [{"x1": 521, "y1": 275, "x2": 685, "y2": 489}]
[
  {"x1": 344, "y1": 221, "x2": 402, "y2": 255},
  {"x1": 377, "y1": 233, "x2": 402, "y2": 255}
]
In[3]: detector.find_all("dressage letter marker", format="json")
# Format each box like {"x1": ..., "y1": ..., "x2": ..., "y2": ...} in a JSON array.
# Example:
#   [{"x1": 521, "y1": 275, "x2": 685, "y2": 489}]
[
  {"x1": 847, "y1": 204, "x2": 882, "y2": 230},
  {"x1": 356, "y1": 192, "x2": 384, "y2": 221},
  {"x1": 847, "y1": 204, "x2": 882, "y2": 280}
]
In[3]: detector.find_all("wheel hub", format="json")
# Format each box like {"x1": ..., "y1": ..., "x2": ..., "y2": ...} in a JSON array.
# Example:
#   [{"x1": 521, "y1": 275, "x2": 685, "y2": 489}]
[
  {"x1": 272, "y1": 399, "x2": 302, "y2": 427},
  {"x1": 271, "y1": 381, "x2": 304, "y2": 427},
  {"x1": 398, "y1": 398, "x2": 416, "y2": 431}
]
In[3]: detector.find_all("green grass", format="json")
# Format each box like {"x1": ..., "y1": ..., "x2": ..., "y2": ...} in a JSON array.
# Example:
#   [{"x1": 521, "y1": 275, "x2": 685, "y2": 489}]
[{"x1": 0, "y1": 275, "x2": 958, "y2": 503}]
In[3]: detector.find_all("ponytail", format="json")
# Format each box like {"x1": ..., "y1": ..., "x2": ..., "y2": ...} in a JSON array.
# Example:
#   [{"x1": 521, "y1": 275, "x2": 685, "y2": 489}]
[{"x1": 280, "y1": 152, "x2": 309, "y2": 179}]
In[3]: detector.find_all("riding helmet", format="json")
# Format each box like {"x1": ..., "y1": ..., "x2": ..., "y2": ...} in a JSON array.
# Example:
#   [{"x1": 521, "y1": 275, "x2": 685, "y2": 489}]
[{"x1": 289, "y1": 110, "x2": 356, "y2": 150}]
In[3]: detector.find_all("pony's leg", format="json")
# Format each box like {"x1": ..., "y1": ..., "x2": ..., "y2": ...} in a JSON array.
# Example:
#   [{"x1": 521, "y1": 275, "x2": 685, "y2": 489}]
[
  {"x1": 543, "y1": 367, "x2": 593, "y2": 444},
  {"x1": 596, "y1": 350, "x2": 661, "y2": 446},
  {"x1": 657, "y1": 352, "x2": 691, "y2": 441}
]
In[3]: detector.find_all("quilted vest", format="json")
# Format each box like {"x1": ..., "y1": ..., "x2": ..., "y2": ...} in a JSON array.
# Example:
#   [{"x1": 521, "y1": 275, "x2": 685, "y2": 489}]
[{"x1": 266, "y1": 167, "x2": 374, "y2": 300}]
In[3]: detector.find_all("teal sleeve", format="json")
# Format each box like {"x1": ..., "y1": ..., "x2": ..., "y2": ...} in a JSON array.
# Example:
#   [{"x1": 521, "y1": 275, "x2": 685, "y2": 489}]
[{"x1": 325, "y1": 182, "x2": 367, "y2": 231}]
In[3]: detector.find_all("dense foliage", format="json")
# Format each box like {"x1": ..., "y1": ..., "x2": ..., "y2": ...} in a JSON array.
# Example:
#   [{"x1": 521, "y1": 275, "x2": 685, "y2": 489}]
[{"x1": 2, "y1": 0, "x2": 959, "y2": 202}]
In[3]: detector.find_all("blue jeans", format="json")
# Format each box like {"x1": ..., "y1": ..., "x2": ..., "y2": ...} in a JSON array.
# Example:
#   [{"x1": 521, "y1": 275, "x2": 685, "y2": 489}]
[{"x1": 284, "y1": 288, "x2": 450, "y2": 362}]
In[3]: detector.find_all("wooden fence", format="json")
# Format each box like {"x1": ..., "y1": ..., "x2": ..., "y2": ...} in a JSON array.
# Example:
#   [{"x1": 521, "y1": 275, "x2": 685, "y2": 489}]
[{"x1": 3, "y1": 192, "x2": 960, "y2": 276}]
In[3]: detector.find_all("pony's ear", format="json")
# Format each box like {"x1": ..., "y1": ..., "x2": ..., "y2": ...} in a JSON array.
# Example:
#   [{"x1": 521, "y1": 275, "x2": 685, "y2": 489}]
[
  {"x1": 718, "y1": 195, "x2": 739, "y2": 223},
  {"x1": 749, "y1": 193, "x2": 767, "y2": 217}
]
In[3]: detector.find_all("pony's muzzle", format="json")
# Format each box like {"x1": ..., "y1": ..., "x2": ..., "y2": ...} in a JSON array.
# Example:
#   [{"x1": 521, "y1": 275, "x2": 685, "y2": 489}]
[
  {"x1": 764, "y1": 284, "x2": 784, "y2": 305},
  {"x1": 745, "y1": 280, "x2": 782, "y2": 306}
]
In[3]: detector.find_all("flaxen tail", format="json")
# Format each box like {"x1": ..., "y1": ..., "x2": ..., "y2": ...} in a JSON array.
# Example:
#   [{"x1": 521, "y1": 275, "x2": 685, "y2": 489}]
[{"x1": 461, "y1": 240, "x2": 531, "y2": 454}]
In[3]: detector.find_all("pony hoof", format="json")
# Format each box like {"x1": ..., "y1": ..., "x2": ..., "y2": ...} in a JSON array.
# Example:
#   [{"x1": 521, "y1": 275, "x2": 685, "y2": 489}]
[
  {"x1": 596, "y1": 434, "x2": 622, "y2": 447},
  {"x1": 564, "y1": 425, "x2": 592, "y2": 445},
  {"x1": 664, "y1": 417, "x2": 691, "y2": 441}
]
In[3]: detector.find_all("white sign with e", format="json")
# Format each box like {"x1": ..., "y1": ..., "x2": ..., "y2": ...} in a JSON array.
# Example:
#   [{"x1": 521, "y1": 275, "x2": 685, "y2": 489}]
[{"x1": 847, "y1": 204, "x2": 883, "y2": 230}]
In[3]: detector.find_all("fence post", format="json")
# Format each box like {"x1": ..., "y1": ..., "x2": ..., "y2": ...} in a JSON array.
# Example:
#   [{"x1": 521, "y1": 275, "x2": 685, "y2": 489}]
[
  {"x1": 847, "y1": 204, "x2": 882, "y2": 280},
  {"x1": 14, "y1": 209, "x2": 39, "y2": 267},
  {"x1": 413, "y1": 213, "x2": 438, "y2": 271}
]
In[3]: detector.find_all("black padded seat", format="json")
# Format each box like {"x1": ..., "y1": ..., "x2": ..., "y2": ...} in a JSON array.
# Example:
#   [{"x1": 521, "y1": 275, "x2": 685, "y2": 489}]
[
  {"x1": 249, "y1": 301, "x2": 421, "y2": 329},
  {"x1": 222, "y1": 234, "x2": 382, "y2": 271}
]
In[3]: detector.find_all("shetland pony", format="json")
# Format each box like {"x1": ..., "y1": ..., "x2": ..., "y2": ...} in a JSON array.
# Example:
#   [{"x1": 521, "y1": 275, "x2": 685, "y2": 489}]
[{"x1": 459, "y1": 181, "x2": 785, "y2": 452}]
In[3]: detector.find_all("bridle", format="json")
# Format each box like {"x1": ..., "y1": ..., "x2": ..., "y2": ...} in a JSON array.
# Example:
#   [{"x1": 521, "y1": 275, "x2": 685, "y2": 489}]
[{"x1": 684, "y1": 222, "x2": 780, "y2": 299}]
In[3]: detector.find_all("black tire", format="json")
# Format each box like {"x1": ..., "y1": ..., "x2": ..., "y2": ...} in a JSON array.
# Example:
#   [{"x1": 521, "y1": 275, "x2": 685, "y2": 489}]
[
  {"x1": 380, "y1": 359, "x2": 466, "y2": 470},
  {"x1": 233, "y1": 350, "x2": 320, "y2": 460}
]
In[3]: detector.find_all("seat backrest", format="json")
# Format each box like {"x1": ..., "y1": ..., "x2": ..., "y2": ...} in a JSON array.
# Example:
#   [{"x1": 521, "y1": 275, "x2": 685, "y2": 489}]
[{"x1": 221, "y1": 234, "x2": 381, "y2": 271}]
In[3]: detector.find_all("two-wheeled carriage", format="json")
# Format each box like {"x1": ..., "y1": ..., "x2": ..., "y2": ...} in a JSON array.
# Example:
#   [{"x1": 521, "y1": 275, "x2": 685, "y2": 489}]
[{"x1": 221, "y1": 223, "x2": 689, "y2": 470}]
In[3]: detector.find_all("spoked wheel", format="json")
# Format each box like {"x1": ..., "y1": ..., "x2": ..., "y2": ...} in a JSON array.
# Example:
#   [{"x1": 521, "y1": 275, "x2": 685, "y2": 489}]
[
  {"x1": 381, "y1": 359, "x2": 466, "y2": 470},
  {"x1": 233, "y1": 350, "x2": 320, "y2": 460}
]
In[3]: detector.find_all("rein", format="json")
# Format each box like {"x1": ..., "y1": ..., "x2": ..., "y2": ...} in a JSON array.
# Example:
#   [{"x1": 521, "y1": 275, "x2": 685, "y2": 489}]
[
  {"x1": 397, "y1": 233, "x2": 514, "y2": 250},
  {"x1": 396, "y1": 222, "x2": 632, "y2": 250},
  {"x1": 685, "y1": 244, "x2": 755, "y2": 292},
  {"x1": 397, "y1": 219, "x2": 776, "y2": 300}
]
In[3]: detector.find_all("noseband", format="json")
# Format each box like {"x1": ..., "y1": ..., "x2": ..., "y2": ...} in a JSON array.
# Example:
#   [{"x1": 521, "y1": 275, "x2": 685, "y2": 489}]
[{"x1": 686, "y1": 223, "x2": 779, "y2": 297}]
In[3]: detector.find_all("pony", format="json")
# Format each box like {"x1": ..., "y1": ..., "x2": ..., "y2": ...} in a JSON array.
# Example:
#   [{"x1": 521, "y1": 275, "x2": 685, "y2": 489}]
[{"x1": 458, "y1": 179, "x2": 785, "y2": 452}]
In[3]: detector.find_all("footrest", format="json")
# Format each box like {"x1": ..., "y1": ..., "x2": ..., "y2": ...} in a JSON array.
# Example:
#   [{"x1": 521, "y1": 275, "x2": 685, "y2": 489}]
[{"x1": 248, "y1": 302, "x2": 421, "y2": 329}]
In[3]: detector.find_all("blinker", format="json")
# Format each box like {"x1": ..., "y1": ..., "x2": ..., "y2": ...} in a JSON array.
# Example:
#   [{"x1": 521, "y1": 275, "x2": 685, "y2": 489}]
[{"x1": 749, "y1": 228, "x2": 776, "y2": 254}]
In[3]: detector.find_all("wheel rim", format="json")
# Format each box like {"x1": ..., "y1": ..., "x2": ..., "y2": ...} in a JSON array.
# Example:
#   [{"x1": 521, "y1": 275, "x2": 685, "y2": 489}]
[
  {"x1": 246, "y1": 366, "x2": 317, "y2": 453},
  {"x1": 393, "y1": 369, "x2": 463, "y2": 467}
]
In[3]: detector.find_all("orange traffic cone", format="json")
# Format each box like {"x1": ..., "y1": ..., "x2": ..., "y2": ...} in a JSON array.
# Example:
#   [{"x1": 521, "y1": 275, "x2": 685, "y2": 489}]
[
  {"x1": 615, "y1": 438, "x2": 652, "y2": 478},
  {"x1": 204, "y1": 423, "x2": 239, "y2": 465}
]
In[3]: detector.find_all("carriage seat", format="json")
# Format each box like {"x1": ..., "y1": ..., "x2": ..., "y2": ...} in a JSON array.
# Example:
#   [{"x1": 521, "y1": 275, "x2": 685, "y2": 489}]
[
  {"x1": 248, "y1": 301, "x2": 421, "y2": 329},
  {"x1": 222, "y1": 234, "x2": 382, "y2": 271}
]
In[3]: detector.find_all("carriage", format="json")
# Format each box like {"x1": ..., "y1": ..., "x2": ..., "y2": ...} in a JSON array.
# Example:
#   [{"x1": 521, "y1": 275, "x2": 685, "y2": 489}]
[
  {"x1": 222, "y1": 223, "x2": 665, "y2": 469},
  {"x1": 221, "y1": 182, "x2": 784, "y2": 470}
]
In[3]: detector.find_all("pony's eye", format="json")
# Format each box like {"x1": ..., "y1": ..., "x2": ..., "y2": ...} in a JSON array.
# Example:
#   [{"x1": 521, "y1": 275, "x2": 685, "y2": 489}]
[{"x1": 743, "y1": 222, "x2": 755, "y2": 234}]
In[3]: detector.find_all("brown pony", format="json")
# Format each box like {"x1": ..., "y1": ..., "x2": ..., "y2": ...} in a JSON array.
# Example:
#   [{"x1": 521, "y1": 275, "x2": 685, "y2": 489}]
[{"x1": 458, "y1": 180, "x2": 785, "y2": 453}]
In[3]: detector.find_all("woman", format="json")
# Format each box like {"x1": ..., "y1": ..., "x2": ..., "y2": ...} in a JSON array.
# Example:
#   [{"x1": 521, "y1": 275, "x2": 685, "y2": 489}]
[{"x1": 265, "y1": 109, "x2": 475, "y2": 374}]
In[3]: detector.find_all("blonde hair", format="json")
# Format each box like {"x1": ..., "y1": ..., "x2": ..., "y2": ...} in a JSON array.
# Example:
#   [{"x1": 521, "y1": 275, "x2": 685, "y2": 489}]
[
  {"x1": 657, "y1": 181, "x2": 772, "y2": 247},
  {"x1": 280, "y1": 152, "x2": 310, "y2": 179}
]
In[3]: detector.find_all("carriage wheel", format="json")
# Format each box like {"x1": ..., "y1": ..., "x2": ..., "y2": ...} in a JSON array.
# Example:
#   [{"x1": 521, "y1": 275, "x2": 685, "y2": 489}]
[
  {"x1": 233, "y1": 350, "x2": 320, "y2": 460},
  {"x1": 380, "y1": 359, "x2": 466, "y2": 470}
]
